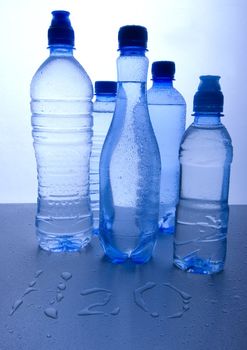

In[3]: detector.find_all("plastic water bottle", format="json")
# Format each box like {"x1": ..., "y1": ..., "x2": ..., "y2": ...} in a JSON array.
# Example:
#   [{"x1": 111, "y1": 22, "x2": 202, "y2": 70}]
[
  {"x1": 90, "y1": 81, "x2": 117, "y2": 234},
  {"x1": 31, "y1": 11, "x2": 93, "y2": 251},
  {"x1": 174, "y1": 75, "x2": 233, "y2": 274},
  {"x1": 99, "y1": 25, "x2": 161, "y2": 264},
  {"x1": 147, "y1": 61, "x2": 186, "y2": 234}
]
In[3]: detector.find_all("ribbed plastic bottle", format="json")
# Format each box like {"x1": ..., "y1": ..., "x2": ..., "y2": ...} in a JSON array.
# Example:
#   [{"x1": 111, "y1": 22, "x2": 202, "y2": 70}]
[
  {"x1": 90, "y1": 81, "x2": 117, "y2": 234},
  {"x1": 147, "y1": 61, "x2": 186, "y2": 234},
  {"x1": 31, "y1": 11, "x2": 93, "y2": 251},
  {"x1": 174, "y1": 75, "x2": 233, "y2": 274},
  {"x1": 99, "y1": 25, "x2": 161, "y2": 264}
]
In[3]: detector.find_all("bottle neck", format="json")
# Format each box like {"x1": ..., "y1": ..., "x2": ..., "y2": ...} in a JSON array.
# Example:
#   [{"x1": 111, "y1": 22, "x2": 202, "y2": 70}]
[
  {"x1": 117, "y1": 47, "x2": 148, "y2": 82},
  {"x1": 95, "y1": 94, "x2": 116, "y2": 103},
  {"x1": 49, "y1": 45, "x2": 74, "y2": 56},
  {"x1": 152, "y1": 79, "x2": 173, "y2": 88},
  {"x1": 193, "y1": 112, "x2": 222, "y2": 126}
]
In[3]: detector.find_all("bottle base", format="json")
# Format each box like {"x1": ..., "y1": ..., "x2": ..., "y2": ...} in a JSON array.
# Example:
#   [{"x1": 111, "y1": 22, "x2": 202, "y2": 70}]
[
  {"x1": 173, "y1": 257, "x2": 224, "y2": 275},
  {"x1": 99, "y1": 234, "x2": 156, "y2": 264},
  {"x1": 37, "y1": 230, "x2": 92, "y2": 252}
]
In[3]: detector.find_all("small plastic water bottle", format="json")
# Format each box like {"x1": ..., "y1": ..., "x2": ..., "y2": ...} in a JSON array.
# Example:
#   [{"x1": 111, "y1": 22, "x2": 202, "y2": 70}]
[
  {"x1": 31, "y1": 11, "x2": 93, "y2": 251},
  {"x1": 174, "y1": 75, "x2": 233, "y2": 274},
  {"x1": 99, "y1": 25, "x2": 161, "y2": 264},
  {"x1": 147, "y1": 61, "x2": 186, "y2": 234},
  {"x1": 90, "y1": 81, "x2": 117, "y2": 234}
]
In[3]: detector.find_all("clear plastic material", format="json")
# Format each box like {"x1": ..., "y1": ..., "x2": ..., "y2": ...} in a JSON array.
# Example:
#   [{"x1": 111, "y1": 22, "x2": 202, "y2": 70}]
[
  {"x1": 174, "y1": 113, "x2": 233, "y2": 274},
  {"x1": 148, "y1": 79, "x2": 186, "y2": 233},
  {"x1": 99, "y1": 47, "x2": 161, "y2": 264},
  {"x1": 31, "y1": 44, "x2": 93, "y2": 252},
  {"x1": 90, "y1": 89, "x2": 116, "y2": 234}
]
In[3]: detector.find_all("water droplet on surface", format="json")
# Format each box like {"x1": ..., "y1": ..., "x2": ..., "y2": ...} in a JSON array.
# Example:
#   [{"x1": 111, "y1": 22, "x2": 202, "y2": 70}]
[
  {"x1": 78, "y1": 291, "x2": 112, "y2": 316},
  {"x1": 151, "y1": 312, "x2": 159, "y2": 318},
  {"x1": 29, "y1": 280, "x2": 37, "y2": 287},
  {"x1": 35, "y1": 270, "x2": 43, "y2": 278},
  {"x1": 168, "y1": 311, "x2": 184, "y2": 319},
  {"x1": 57, "y1": 282, "x2": 66, "y2": 291},
  {"x1": 163, "y1": 283, "x2": 192, "y2": 301},
  {"x1": 9, "y1": 299, "x2": 23, "y2": 316},
  {"x1": 46, "y1": 334, "x2": 52, "y2": 338},
  {"x1": 78, "y1": 306, "x2": 104, "y2": 316},
  {"x1": 61, "y1": 272, "x2": 72, "y2": 281},
  {"x1": 110, "y1": 307, "x2": 120, "y2": 316},
  {"x1": 134, "y1": 282, "x2": 156, "y2": 312},
  {"x1": 23, "y1": 288, "x2": 38, "y2": 297},
  {"x1": 80, "y1": 288, "x2": 111, "y2": 296},
  {"x1": 56, "y1": 292, "x2": 64, "y2": 302},
  {"x1": 44, "y1": 307, "x2": 58, "y2": 319},
  {"x1": 183, "y1": 299, "x2": 190, "y2": 305},
  {"x1": 49, "y1": 299, "x2": 56, "y2": 305},
  {"x1": 183, "y1": 305, "x2": 190, "y2": 311}
]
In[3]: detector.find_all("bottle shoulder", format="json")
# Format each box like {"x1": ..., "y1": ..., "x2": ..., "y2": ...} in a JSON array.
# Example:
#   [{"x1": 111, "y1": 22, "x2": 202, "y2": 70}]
[
  {"x1": 181, "y1": 122, "x2": 233, "y2": 160},
  {"x1": 147, "y1": 85, "x2": 186, "y2": 105},
  {"x1": 31, "y1": 55, "x2": 93, "y2": 99}
]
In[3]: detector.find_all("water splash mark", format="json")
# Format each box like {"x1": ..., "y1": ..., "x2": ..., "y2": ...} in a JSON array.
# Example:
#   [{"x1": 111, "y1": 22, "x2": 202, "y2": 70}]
[
  {"x1": 134, "y1": 281, "x2": 157, "y2": 313},
  {"x1": 78, "y1": 288, "x2": 112, "y2": 316},
  {"x1": 168, "y1": 311, "x2": 184, "y2": 319},
  {"x1": 163, "y1": 283, "x2": 192, "y2": 301},
  {"x1": 80, "y1": 288, "x2": 112, "y2": 296},
  {"x1": 44, "y1": 271, "x2": 72, "y2": 319},
  {"x1": 22, "y1": 287, "x2": 39, "y2": 297},
  {"x1": 163, "y1": 283, "x2": 192, "y2": 319},
  {"x1": 9, "y1": 299, "x2": 23, "y2": 316},
  {"x1": 9, "y1": 269, "x2": 43, "y2": 316},
  {"x1": 35, "y1": 270, "x2": 43, "y2": 278},
  {"x1": 29, "y1": 280, "x2": 37, "y2": 287}
]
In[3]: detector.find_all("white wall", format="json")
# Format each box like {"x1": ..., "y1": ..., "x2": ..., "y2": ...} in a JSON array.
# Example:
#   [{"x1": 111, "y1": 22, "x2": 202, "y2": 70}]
[{"x1": 0, "y1": 0, "x2": 246, "y2": 203}]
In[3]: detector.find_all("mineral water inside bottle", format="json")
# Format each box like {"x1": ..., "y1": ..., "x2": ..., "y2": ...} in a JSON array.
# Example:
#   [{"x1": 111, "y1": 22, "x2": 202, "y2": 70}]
[
  {"x1": 148, "y1": 102, "x2": 185, "y2": 233},
  {"x1": 148, "y1": 61, "x2": 186, "y2": 234}
]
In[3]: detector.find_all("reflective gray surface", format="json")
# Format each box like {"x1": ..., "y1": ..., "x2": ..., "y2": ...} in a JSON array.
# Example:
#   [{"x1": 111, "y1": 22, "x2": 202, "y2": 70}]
[{"x1": 0, "y1": 205, "x2": 246, "y2": 350}]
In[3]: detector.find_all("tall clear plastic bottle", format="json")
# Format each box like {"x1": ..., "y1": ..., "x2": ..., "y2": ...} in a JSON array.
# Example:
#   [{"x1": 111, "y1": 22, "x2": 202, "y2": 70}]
[
  {"x1": 31, "y1": 11, "x2": 93, "y2": 251},
  {"x1": 174, "y1": 76, "x2": 233, "y2": 274},
  {"x1": 99, "y1": 25, "x2": 161, "y2": 264},
  {"x1": 90, "y1": 81, "x2": 117, "y2": 234},
  {"x1": 147, "y1": 61, "x2": 186, "y2": 234}
]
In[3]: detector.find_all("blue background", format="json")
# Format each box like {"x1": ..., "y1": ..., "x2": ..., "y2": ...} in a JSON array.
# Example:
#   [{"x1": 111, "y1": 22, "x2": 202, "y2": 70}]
[{"x1": 0, "y1": 0, "x2": 245, "y2": 203}]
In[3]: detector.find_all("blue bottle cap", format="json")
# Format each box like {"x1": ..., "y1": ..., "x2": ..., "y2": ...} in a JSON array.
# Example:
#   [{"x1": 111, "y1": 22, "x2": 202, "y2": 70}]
[
  {"x1": 118, "y1": 25, "x2": 148, "y2": 49},
  {"x1": 193, "y1": 75, "x2": 224, "y2": 113},
  {"x1": 48, "y1": 11, "x2": 74, "y2": 47},
  {"x1": 151, "y1": 61, "x2": 175, "y2": 80},
  {"x1": 95, "y1": 81, "x2": 117, "y2": 95}
]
